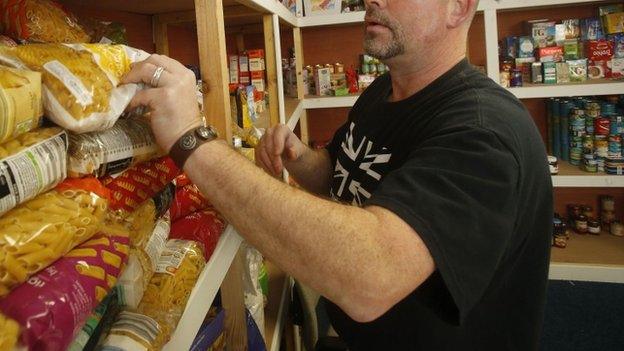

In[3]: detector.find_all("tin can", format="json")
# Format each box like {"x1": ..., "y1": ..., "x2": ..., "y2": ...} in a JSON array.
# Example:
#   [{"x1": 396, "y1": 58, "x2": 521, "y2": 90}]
[
  {"x1": 582, "y1": 135, "x2": 594, "y2": 153},
  {"x1": 610, "y1": 220, "x2": 624, "y2": 237},
  {"x1": 587, "y1": 109, "x2": 600, "y2": 118},
  {"x1": 570, "y1": 147, "x2": 582, "y2": 165},
  {"x1": 325, "y1": 63, "x2": 335, "y2": 74},
  {"x1": 571, "y1": 136, "x2": 583, "y2": 149},
  {"x1": 575, "y1": 214, "x2": 589, "y2": 234},
  {"x1": 602, "y1": 102, "x2": 616, "y2": 116},
  {"x1": 500, "y1": 71, "x2": 511, "y2": 87},
  {"x1": 588, "y1": 218, "x2": 601, "y2": 235},
  {"x1": 586, "y1": 101, "x2": 601, "y2": 111},
  {"x1": 595, "y1": 136, "x2": 608, "y2": 157},
  {"x1": 334, "y1": 63, "x2": 344, "y2": 74},
  {"x1": 596, "y1": 157, "x2": 605, "y2": 172},
  {"x1": 511, "y1": 69, "x2": 523, "y2": 87},
  {"x1": 582, "y1": 205, "x2": 594, "y2": 218},
  {"x1": 595, "y1": 117, "x2": 610, "y2": 135},
  {"x1": 610, "y1": 115, "x2": 623, "y2": 134},
  {"x1": 583, "y1": 158, "x2": 598, "y2": 172},
  {"x1": 585, "y1": 116, "x2": 595, "y2": 134},
  {"x1": 609, "y1": 135, "x2": 622, "y2": 157}
]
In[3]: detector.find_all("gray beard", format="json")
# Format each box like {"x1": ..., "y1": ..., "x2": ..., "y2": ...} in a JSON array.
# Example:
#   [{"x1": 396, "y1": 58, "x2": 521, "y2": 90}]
[{"x1": 363, "y1": 33, "x2": 405, "y2": 60}]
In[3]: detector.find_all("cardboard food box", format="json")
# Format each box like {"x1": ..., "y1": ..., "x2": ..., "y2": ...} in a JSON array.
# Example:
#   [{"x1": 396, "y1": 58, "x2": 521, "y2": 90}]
[
  {"x1": 538, "y1": 46, "x2": 564, "y2": 62},
  {"x1": 531, "y1": 62, "x2": 543, "y2": 83},
  {"x1": 562, "y1": 19, "x2": 581, "y2": 39},
  {"x1": 602, "y1": 12, "x2": 624, "y2": 34},
  {"x1": 564, "y1": 39, "x2": 581, "y2": 60},
  {"x1": 526, "y1": 19, "x2": 556, "y2": 48},
  {"x1": 228, "y1": 55, "x2": 239, "y2": 84},
  {"x1": 247, "y1": 49, "x2": 265, "y2": 72},
  {"x1": 588, "y1": 60, "x2": 609, "y2": 79},
  {"x1": 612, "y1": 58, "x2": 624, "y2": 78},
  {"x1": 250, "y1": 71, "x2": 265, "y2": 92},
  {"x1": 581, "y1": 17, "x2": 604, "y2": 41},
  {"x1": 568, "y1": 59, "x2": 588, "y2": 82},
  {"x1": 238, "y1": 55, "x2": 249, "y2": 73},
  {"x1": 517, "y1": 36, "x2": 535, "y2": 58},
  {"x1": 315, "y1": 67, "x2": 332, "y2": 96},
  {"x1": 543, "y1": 62, "x2": 557, "y2": 84},
  {"x1": 556, "y1": 62, "x2": 570, "y2": 83}
]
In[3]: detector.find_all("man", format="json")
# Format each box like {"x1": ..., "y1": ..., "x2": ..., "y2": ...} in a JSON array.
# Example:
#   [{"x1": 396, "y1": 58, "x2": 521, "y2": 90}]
[{"x1": 123, "y1": 0, "x2": 553, "y2": 349}]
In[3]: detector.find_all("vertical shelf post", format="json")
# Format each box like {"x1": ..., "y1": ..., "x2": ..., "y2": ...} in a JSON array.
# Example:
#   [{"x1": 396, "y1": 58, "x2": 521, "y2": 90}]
[
  {"x1": 153, "y1": 16, "x2": 169, "y2": 55},
  {"x1": 264, "y1": 14, "x2": 280, "y2": 127},
  {"x1": 483, "y1": 8, "x2": 500, "y2": 84},
  {"x1": 293, "y1": 26, "x2": 309, "y2": 145},
  {"x1": 273, "y1": 14, "x2": 287, "y2": 125},
  {"x1": 195, "y1": 0, "x2": 232, "y2": 141}
]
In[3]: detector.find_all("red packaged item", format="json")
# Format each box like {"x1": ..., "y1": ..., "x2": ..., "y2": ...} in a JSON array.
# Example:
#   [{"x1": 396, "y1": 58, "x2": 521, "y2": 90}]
[
  {"x1": 170, "y1": 209, "x2": 226, "y2": 260},
  {"x1": 587, "y1": 40, "x2": 614, "y2": 61},
  {"x1": 537, "y1": 46, "x2": 564, "y2": 62},
  {"x1": 170, "y1": 183, "x2": 213, "y2": 221},
  {"x1": 0, "y1": 232, "x2": 129, "y2": 351},
  {"x1": 588, "y1": 60, "x2": 610, "y2": 79},
  {"x1": 102, "y1": 157, "x2": 180, "y2": 212}
]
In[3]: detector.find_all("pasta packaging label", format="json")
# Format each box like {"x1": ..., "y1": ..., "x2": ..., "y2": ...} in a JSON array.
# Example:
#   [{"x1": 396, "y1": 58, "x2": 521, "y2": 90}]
[
  {"x1": 169, "y1": 183, "x2": 212, "y2": 221},
  {"x1": 102, "y1": 310, "x2": 160, "y2": 351},
  {"x1": 0, "y1": 127, "x2": 68, "y2": 215},
  {"x1": 0, "y1": 232, "x2": 129, "y2": 351},
  {"x1": 0, "y1": 43, "x2": 150, "y2": 133},
  {"x1": 170, "y1": 209, "x2": 226, "y2": 261},
  {"x1": 0, "y1": 0, "x2": 91, "y2": 43},
  {"x1": 103, "y1": 157, "x2": 180, "y2": 212},
  {"x1": 0, "y1": 66, "x2": 43, "y2": 144},
  {"x1": 155, "y1": 239, "x2": 192, "y2": 276},
  {"x1": 68, "y1": 118, "x2": 162, "y2": 178}
]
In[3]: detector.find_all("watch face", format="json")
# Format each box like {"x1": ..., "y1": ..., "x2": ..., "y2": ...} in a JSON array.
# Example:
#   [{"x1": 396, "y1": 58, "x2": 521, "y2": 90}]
[{"x1": 180, "y1": 134, "x2": 197, "y2": 150}]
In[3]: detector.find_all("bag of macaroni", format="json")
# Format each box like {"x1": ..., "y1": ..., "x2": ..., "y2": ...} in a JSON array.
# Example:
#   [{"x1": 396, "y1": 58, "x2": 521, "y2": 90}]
[
  {"x1": 0, "y1": 230, "x2": 129, "y2": 351},
  {"x1": 0, "y1": 43, "x2": 149, "y2": 133},
  {"x1": 101, "y1": 239, "x2": 205, "y2": 351},
  {"x1": 0, "y1": 312, "x2": 19, "y2": 351},
  {"x1": 0, "y1": 177, "x2": 110, "y2": 297}
]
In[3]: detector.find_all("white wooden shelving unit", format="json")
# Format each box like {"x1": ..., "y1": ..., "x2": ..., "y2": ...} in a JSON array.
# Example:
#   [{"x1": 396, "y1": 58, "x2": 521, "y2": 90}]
[{"x1": 295, "y1": 0, "x2": 624, "y2": 286}]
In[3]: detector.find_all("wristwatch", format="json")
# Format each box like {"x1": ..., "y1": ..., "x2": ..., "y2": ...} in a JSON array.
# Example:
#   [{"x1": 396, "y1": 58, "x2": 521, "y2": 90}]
[{"x1": 169, "y1": 125, "x2": 218, "y2": 169}]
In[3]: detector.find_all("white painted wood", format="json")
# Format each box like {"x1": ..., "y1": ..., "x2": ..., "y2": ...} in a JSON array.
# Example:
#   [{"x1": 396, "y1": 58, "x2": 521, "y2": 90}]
[
  {"x1": 287, "y1": 100, "x2": 304, "y2": 130},
  {"x1": 483, "y1": 8, "x2": 500, "y2": 84},
  {"x1": 549, "y1": 263, "x2": 624, "y2": 283},
  {"x1": 509, "y1": 82, "x2": 624, "y2": 99},
  {"x1": 303, "y1": 95, "x2": 359, "y2": 109},
  {"x1": 552, "y1": 174, "x2": 624, "y2": 188}
]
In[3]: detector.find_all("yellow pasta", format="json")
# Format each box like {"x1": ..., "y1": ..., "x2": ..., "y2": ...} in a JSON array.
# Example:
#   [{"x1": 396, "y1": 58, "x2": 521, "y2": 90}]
[
  {"x1": 76, "y1": 263, "x2": 106, "y2": 281},
  {"x1": 0, "y1": 312, "x2": 19, "y2": 351},
  {"x1": 0, "y1": 127, "x2": 62, "y2": 160},
  {"x1": 102, "y1": 250, "x2": 122, "y2": 268},
  {"x1": 0, "y1": 186, "x2": 108, "y2": 297}
]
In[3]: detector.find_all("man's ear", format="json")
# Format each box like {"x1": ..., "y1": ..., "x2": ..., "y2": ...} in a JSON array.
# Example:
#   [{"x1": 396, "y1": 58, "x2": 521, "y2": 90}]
[{"x1": 446, "y1": 0, "x2": 478, "y2": 29}]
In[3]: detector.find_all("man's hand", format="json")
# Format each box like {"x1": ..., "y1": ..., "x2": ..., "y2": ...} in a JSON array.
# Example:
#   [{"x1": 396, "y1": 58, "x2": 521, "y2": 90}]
[
  {"x1": 256, "y1": 124, "x2": 307, "y2": 176},
  {"x1": 122, "y1": 54, "x2": 202, "y2": 153}
]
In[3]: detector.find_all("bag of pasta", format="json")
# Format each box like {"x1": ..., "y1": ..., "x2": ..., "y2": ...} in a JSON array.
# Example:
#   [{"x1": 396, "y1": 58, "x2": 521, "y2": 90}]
[
  {"x1": 0, "y1": 43, "x2": 149, "y2": 133},
  {"x1": 0, "y1": 231, "x2": 129, "y2": 351},
  {"x1": 0, "y1": 0, "x2": 90, "y2": 43},
  {"x1": 103, "y1": 240, "x2": 205, "y2": 350},
  {"x1": 0, "y1": 66, "x2": 43, "y2": 143},
  {"x1": 170, "y1": 208, "x2": 226, "y2": 260},
  {"x1": 0, "y1": 312, "x2": 19, "y2": 351},
  {"x1": 103, "y1": 157, "x2": 180, "y2": 212},
  {"x1": 0, "y1": 127, "x2": 68, "y2": 215},
  {"x1": 68, "y1": 118, "x2": 162, "y2": 178},
  {"x1": 0, "y1": 177, "x2": 109, "y2": 297}
]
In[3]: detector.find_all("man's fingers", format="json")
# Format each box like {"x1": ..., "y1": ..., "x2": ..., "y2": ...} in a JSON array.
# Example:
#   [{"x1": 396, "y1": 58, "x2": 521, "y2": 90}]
[
  {"x1": 258, "y1": 146, "x2": 275, "y2": 174},
  {"x1": 286, "y1": 146, "x2": 298, "y2": 161},
  {"x1": 144, "y1": 54, "x2": 188, "y2": 75},
  {"x1": 122, "y1": 61, "x2": 173, "y2": 86},
  {"x1": 272, "y1": 125, "x2": 291, "y2": 157},
  {"x1": 126, "y1": 88, "x2": 163, "y2": 111}
]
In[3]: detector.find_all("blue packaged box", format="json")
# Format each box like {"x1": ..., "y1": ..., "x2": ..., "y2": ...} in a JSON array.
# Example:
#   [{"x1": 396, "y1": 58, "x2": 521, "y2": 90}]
[
  {"x1": 609, "y1": 33, "x2": 624, "y2": 58},
  {"x1": 518, "y1": 36, "x2": 535, "y2": 58},
  {"x1": 581, "y1": 17, "x2": 605, "y2": 40},
  {"x1": 502, "y1": 36, "x2": 518, "y2": 58}
]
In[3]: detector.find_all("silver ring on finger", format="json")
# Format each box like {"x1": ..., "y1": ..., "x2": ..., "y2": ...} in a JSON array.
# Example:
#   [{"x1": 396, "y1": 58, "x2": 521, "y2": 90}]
[{"x1": 150, "y1": 66, "x2": 165, "y2": 87}]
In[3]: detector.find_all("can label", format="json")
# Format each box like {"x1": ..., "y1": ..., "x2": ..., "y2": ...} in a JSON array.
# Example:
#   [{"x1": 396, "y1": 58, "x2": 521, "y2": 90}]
[{"x1": 595, "y1": 117, "x2": 610, "y2": 135}]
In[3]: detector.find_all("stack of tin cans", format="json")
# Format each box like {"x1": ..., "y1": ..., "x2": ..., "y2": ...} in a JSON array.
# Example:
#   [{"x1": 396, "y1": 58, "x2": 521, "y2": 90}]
[{"x1": 547, "y1": 95, "x2": 624, "y2": 174}]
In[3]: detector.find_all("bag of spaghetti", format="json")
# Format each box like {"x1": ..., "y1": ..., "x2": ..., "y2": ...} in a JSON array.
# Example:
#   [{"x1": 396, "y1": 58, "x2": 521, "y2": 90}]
[
  {"x1": 102, "y1": 239, "x2": 205, "y2": 351},
  {"x1": 68, "y1": 117, "x2": 162, "y2": 178},
  {"x1": 0, "y1": 66, "x2": 43, "y2": 143},
  {"x1": 0, "y1": 0, "x2": 90, "y2": 43},
  {"x1": 0, "y1": 127, "x2": 68, "y2": 215},
  {"x1": 0, "y1": 230, "x2": 129, "y2": 351},
  {"x1": 0, "y1": 177, "x2": 109, "y2": 297},
  {"x1": 0, "y1": 43, "x2": 149, "y2": 133},
  {"x1": 0, "y1": 312, "x2": 19, "y2": 350}
]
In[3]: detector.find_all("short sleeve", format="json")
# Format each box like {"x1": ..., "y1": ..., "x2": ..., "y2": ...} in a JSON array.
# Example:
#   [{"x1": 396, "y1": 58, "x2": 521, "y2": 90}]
[{"x1": 365, "y1": 124, "x2": 520, "y2": 324}]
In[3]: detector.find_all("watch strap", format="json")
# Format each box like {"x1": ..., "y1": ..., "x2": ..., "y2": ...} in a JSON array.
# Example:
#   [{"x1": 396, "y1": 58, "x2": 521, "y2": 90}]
[{"x1": 169, "y1": 126, "x2": 218, "y2": 169}]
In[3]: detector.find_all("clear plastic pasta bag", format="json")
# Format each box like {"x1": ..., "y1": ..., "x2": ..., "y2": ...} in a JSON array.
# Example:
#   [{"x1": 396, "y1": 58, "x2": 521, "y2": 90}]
[
  {"x1": 0, "y1": 66, "x2": 43, "y2": 144},
  {"x1": 0, "y1": 231, "x2": 129, "y2": 351},
  {"x1": 103, "y1": 240, "x2": 205, "y2": 351},
  {"x1": 0, "y1": 312, "x2": 19, "y2": 351},
  {"x1": 68, "y1": 118, "x2": 162, "y2": 178},
  {"x1": 0, "y1": 0, "x2": 90, "y2": 43},
  {"x1": 0, "y1": 177, "x2": 109, "y2": 297},
  {"x1": 0, "y1": 127, "x2": 68, "y2": 215},
  {"x1": 0, "y1": 43, "x2": 149, "y2": 133}
]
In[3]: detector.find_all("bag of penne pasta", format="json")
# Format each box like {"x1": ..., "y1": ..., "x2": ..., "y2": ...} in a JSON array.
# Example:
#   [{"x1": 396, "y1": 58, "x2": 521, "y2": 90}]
[
  {"x1": 102, "y1": 240, "x2": 206, "y2": 351},
  {"x1": 0, "y1": 0, "x2": 90, "y2": 43},
  {"x1": 0, "y1": 177, "x2": 109, "y2": 297},
  {"x1": 68, "y1": 118, "x2": 162, "y2": 178},
  {"x1": 0, "y1": 312, "x2": 19, "y2": 351},
  {"x1": 0, "y1": 43, "x2": 149, "y2": 133},
  {"x1": 0, "y1": 127, "x2": 68, "y2": 216},
  {"x1": 0, "y1": 66, "x2": 43, "y2": 143},
  {"x1": 0, "y1": 231, "x2": 129, "y2": 351}
]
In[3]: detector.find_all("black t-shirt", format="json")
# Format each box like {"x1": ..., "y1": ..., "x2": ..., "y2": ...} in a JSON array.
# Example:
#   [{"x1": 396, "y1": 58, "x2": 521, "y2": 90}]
[{"x1": 324, "y1": 59, "x2": 553, "y2": 350}]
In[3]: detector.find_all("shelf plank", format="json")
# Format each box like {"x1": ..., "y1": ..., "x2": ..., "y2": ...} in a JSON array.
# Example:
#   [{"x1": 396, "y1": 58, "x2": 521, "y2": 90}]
[
  {"x1": 264, "y1": 261, "x2": 289, "y2": 351},
  {"x1": 493, "y1": 0, "x2": 614, "y2": 11},
  {"x1": 549, "y1": 231, "x2": 624, "y2": 283},
  {"x1": 303, "y1": 94, "x2": 359, "y2": 109},
  {"x1": 299, "y1": 11, "x2": 365, "y2": 27},
  {"x1": 552, "y1": 162, "x2": 624, "y2": 188},
  {"x1": 163, "y1": 226, "x2": 244, "y2": 351},
  {"x1": 508, "y1": 80, "x2": 624, "y2": 99}
]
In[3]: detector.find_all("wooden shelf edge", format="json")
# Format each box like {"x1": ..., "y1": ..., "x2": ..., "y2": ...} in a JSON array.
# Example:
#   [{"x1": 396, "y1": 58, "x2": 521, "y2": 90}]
[
  {"x1": 163, "y1": 226, "x2": 244, "y2": 351},
  {"x1": 549, "y1": 262, "x2": 624, "y2": 283}
]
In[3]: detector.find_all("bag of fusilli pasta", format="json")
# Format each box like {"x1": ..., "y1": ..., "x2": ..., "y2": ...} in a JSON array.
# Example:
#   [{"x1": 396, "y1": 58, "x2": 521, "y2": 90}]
[
  {"x1": 0, "y1": 127, "x2": 67, "y2": 215},
  {"x1": 0, "y1": 66, "x2": 43, "y2": 143},
  {"x1": 0, "y1": 0, "x2": 90, "y2": 43},
  {"x1": 68, "y1": 118, "x2": 162, "y2": 178},
  {"x1": 102, "y1": 240, "x2": 205, "y2": 351},
  {"x1": 0, "y1": 43, "x2": 149, "y2": 133},
  {"x1": 0, "y1": 177, "x2": 110, "y2": 297},
  {"x1": 0, "y1": 231, "x2": 129, "y2": 351}
]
